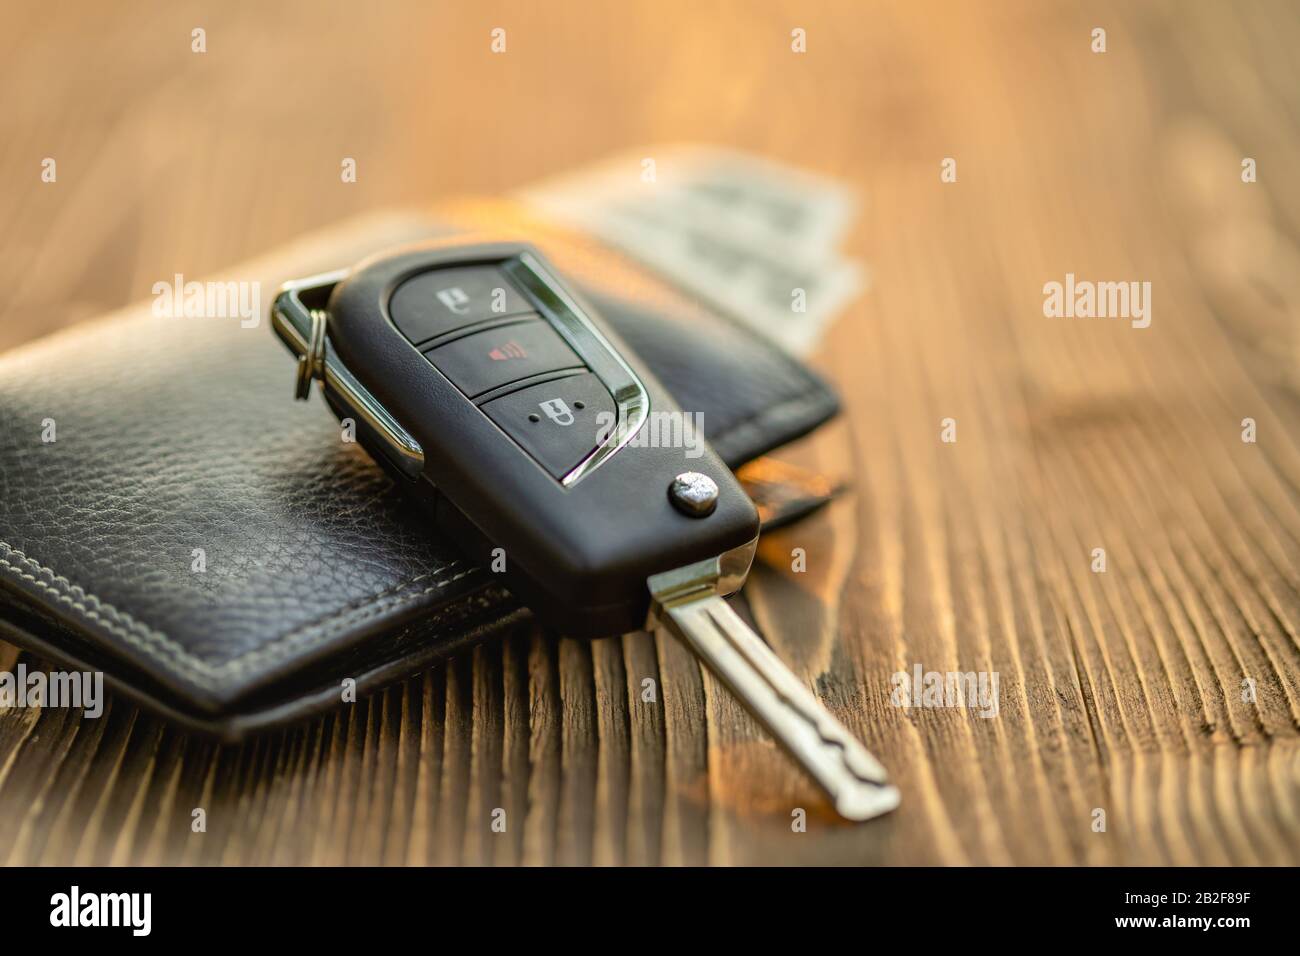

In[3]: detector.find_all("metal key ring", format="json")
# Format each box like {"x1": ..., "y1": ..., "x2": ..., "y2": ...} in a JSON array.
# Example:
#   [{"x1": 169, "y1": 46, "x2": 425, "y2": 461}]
[{"x1": 293, "y1": 309, "x2": 327, "y2": 400}]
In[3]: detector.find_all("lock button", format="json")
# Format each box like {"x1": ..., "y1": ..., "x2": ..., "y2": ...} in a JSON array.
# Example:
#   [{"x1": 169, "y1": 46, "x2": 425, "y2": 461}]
[
  {"x1": 482, "y1": 373, "x2": 618, "y2": 480},
  {"x1": 389, "y1": 265, "x2": 533, "y2": 345}
]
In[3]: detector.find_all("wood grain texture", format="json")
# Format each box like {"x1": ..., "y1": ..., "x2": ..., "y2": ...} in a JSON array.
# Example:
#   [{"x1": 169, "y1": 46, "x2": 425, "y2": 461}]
[{"x1": 1, "y1": 0, "x2": 1299, "y2": 864}]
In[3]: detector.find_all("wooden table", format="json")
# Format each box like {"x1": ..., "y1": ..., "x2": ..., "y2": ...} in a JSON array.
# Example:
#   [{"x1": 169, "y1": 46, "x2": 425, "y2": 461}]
[{"x1": 1, "y1": 0, "x2": 1298, "y2": 864}]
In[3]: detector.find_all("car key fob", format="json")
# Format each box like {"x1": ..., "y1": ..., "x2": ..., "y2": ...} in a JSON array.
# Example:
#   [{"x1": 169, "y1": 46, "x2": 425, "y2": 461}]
[
  {"x1": 273, "y1": 239, "x2": 898, "y2": 820},
  {"x1": 276, "y1": 240, "x2": 758, "y2": 637}
]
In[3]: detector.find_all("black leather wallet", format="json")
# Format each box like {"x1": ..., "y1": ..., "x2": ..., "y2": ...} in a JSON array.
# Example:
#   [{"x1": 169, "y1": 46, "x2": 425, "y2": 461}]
[{"x1": 0, "y1": 204, "x2": 839, "y2": 739}]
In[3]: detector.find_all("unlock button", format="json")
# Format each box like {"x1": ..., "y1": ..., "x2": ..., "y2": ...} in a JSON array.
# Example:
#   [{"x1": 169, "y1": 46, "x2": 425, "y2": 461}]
[{"x1": 483, "y1": 373, "x2": 617, "y2": 480}]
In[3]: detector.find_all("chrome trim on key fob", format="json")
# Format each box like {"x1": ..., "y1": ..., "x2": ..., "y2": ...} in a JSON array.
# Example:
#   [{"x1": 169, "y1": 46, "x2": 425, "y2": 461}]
[
  {"x1": 272, "y1": 270, "x2": 426, "y2": 480},
  {"x1": 504, "y1": 252, "x2": 649, "y2": 486}
]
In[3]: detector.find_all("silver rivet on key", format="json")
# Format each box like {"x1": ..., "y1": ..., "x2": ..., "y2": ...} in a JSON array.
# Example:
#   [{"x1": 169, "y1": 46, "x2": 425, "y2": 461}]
[{"x1": 669, "y1": 471, "x2": 719, "y2": 517}]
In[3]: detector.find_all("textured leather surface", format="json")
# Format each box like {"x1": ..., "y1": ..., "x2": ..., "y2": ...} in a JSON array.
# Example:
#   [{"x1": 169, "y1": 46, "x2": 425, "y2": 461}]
[{"x1": 0, "y1": 203, "x2": 839, "y2": 738}]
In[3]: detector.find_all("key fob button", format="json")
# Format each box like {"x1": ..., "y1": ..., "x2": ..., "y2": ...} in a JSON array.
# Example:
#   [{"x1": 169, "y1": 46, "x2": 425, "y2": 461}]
[
  {"x1": 482, "y1": 373, "x2": 617, "y2": 479},
  {"x1": 389, "y1": 265, "x2": 532, "y2": 344},
  {"x1": 424, "y1": 319, "x2": 583, "y2": 397}
]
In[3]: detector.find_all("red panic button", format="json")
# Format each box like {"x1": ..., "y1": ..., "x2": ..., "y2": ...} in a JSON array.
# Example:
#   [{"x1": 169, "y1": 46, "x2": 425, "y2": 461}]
[{"x1": 422, "y1": 319, "x2": 584, "y2": 397}]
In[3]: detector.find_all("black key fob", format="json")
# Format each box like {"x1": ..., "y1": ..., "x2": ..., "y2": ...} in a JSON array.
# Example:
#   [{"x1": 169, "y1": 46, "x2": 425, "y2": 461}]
[{"x1": 272, "y1": 240, "x2": 760, "y2": 638}]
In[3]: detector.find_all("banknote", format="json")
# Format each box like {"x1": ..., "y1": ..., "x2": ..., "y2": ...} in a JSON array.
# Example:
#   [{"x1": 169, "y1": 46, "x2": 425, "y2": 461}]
[{"x1": 521, "y1": 146, "x2": 866, "y2": 356}]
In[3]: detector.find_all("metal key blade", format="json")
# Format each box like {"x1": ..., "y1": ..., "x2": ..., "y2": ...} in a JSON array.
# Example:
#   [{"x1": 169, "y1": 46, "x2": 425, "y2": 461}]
[{"x1": 648, "y1": 552, "x2": 900, "y2": 822}]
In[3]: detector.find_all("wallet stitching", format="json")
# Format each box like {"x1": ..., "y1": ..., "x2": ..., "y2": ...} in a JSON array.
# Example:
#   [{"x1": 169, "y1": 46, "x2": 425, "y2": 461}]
[
  {"x1": 0, "y1": 541, "x2": 478, "y2": 688},
  {"x1": 0, "y1": 382, "x2": 826, "y2": 690}
]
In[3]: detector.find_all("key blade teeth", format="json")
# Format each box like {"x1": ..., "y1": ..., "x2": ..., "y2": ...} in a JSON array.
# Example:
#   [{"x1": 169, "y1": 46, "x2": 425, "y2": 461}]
[
  {"x1": 845, "y1": 752, "x2": 892, "y2": 786},
  {"x1": 799, "y1": 725, "x2": 899, "y2": 818},
  {"x1": 838, "y1": 745, "x2": 892, "y2": 788},
  {"x1": 804, "y1": 711, "x2": 893, "y2": 785}
]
